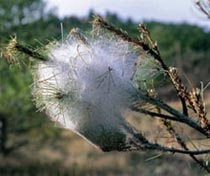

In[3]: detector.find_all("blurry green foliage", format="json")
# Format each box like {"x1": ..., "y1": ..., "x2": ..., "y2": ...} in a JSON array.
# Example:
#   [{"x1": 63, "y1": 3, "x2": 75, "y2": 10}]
[{"x1": 0, "y1": 0, "x2": 210, "y2": 138}]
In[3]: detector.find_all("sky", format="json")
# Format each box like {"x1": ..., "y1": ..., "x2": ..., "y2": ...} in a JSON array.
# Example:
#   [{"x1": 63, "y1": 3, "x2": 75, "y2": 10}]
[{"x1": 46, "y1": 0, "x2": 210, "y2": 28}]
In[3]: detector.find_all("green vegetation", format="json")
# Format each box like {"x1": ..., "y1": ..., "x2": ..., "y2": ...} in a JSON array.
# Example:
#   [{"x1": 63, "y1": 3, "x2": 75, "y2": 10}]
[{"x1": 1, "y1": 0, "x2": 210, "y2": 175}]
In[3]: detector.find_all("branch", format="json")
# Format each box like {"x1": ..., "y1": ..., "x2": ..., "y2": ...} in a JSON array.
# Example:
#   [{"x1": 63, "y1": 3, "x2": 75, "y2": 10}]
[
  {"x1": 131, "y1": 107, "x2": 184, "y2": 122},
  {"x1": 132, "y1": 104, "x2": 210, "y2": 172},
  {"x1": 139, "y1": 24, "x2": 189, "y2": 116},
  {"x1": 144, "y1": 143, "x2": 210, "y2": 155},
  {"x1": 136, "y1": 92, "x2": 210, "y2": 137},
  {"x1": 195, "y1": 0, "x2": 210, "y2": 18},
  {"x1": 93, "y1": 16, "x2": 168, "y2": 70},
  {"x1": 162, "y1": 120, "x2": 210, "y2": 173},
  {"x1": 6, "y1": 37, "x2": 47, "y2": 62},
  {"x1": 14, "y1": 43, "x2": 47, "y2": 61}
]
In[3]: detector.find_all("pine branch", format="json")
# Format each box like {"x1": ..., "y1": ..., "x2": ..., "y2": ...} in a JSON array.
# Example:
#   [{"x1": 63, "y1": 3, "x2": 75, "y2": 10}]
[
  {"x1": 93, "y1": 16, "x2": 168, "y2": 70},
  {"x1": 136, "y1": 92, "x2": 209, "y2": 137},
  {"x1": 6, "y1": 37, "x2": 47, "y2": 62}
]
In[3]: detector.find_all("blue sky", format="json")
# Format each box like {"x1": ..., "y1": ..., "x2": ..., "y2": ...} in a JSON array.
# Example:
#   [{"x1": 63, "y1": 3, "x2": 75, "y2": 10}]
[{"x1": 46, "y1": 0, "x2": 210, "y2": 28}]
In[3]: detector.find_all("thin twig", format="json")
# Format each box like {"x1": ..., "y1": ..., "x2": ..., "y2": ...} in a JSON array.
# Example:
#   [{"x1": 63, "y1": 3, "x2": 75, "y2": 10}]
[
  {"x1": 162, "y1": 120, "x2": 210, "y2": 173},
  {"x1": 131, "y1": 107, "x2": 185, "y2": 122},
  {"x1": 144, "y1": 143, "x2": 210, "y2": 155},
  {"x1": 7, "y1": 37, "x2": 47, "y2": 61},
  {"x1": 195, "y1": 0, "x2": 210, "y2": 18},
  {"x1": 136, "y1": 92, "x2": 209, "y2": 137},
  {"x1": 14, "y1": 43, "x2": 47, "y2": 61},
  {"x1": 139, "y1": 24, "x2": 189, "y2": 116}
]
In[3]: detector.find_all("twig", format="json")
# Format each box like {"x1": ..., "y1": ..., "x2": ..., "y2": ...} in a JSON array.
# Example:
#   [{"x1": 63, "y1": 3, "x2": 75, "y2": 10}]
[
  {"x1": 189, "y1": 88, "x2": 210, "y2": 130},
  {"x1": 133, "y1": 98, "x2": 210, "y2": 172},
  {"x1": 139, "y1": 24, "x2": 189, "y2": 116},
  {"x1": 195, "y1": 0, "x2": 210, "y2": 18},
  {"x1": 131, "y1": 107, "x2": 185, "y2": 122},
  {"x1": 136, "y1": 92, "x2": 209, "y2": 137},
  {"x1": 93, "y1": 16, "x2": 168, "y2": 70},
  {"x1": 15, "y1": 43, "x2": 47, "y2": 61},
  {"x1": 144, "y1": 143, "x2": 210, "y2": 155},
  {"x1": 162, "y1": 120, "x2": 210, "y2": 173},
  {"x1": 7, "y1": 37, "x2": 47, "y2": 61}
]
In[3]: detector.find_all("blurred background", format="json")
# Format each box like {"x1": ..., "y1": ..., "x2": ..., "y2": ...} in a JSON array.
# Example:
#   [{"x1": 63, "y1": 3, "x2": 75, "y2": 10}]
[{"x1": 0, "y1": 0, "x2": 210, "y2": 175}]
